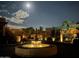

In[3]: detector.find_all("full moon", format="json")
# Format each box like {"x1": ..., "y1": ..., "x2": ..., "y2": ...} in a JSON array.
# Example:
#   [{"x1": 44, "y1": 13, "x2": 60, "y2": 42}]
[{"x1": 26, "y1": 3, "x2": 31, "y2": 9}]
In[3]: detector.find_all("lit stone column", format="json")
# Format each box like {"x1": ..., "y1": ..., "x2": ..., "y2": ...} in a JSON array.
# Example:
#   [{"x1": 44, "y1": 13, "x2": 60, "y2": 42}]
[
  {"x1": 60, "y1": 30, "x2": 63, "y2": 42},
  {"x1": 16, "y1": 36, "x2": 21, "y2": 42}
]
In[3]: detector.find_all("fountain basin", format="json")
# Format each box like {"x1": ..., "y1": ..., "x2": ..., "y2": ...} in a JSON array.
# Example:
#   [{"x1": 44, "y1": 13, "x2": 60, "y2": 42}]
[{"x1": 15, "y1": 41, "x2": 57, "y2": 57}]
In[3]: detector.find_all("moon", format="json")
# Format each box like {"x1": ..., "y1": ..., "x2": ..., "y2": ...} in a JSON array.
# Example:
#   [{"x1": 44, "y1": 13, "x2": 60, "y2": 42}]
[{"x1": 26, "y1": 3, "x2": 31, "y2": 9}]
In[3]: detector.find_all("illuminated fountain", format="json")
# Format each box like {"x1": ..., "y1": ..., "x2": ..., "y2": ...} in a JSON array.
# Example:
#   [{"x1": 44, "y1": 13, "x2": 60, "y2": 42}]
[
  {"x1": 22, "y1": 28, "x2": 49, "y2": 48},
  {"x1": 15, "y1": 28, "x2": 57, "y2": 57},
  {"x1": 22, "y1": 40, "x2": 49, "y2": 48}
]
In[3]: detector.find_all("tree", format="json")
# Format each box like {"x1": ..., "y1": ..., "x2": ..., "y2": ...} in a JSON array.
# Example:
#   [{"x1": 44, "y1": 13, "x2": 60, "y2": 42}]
[
  {"x1": 22, "y1": 27, "x2": 35, "y2": 34},
  {"x1": 39, "y1": 26, "x2": 43, "y2": 31},
  {"x1": 61, "y1": 20, "x2": 70, "y2": 30}
]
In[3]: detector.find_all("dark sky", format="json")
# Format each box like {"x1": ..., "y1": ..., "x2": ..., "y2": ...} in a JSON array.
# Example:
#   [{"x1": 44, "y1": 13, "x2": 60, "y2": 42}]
[{"x1": 0, "y1": 1, "x2": 79, "y2": 28}]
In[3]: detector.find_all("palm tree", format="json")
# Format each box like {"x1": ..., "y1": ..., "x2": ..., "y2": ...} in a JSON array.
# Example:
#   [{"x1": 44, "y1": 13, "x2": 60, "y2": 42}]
[{"x1": 61, "y1": 20, "x2": 70, "y2": 30}]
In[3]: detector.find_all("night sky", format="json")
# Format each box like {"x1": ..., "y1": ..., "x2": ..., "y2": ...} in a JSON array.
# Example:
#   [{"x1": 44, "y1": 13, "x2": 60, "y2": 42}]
[{"x1": 0, "y1": 1, "x2": 79, "y2": 28}]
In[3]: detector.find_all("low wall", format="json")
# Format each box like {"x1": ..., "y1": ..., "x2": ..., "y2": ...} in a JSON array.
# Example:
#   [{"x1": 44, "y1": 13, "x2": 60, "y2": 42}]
[{"x1": 15, "y1": 45, "x2": 57, "y2": 57}]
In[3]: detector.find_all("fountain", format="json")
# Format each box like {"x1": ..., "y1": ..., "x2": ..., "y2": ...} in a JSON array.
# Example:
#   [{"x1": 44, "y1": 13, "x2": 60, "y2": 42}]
[
  {"x1": 22, "y1": 41, "x2": 49, "y2": 48},
  {"x1": 15, "y1": 28, "x2": 57, "y2": 57},
  {"x1": 21, "y1": 28, "x2": 50, "y2": 48}
]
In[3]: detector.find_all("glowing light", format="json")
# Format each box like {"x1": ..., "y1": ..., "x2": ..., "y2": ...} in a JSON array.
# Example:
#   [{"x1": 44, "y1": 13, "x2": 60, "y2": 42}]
[
  {"x1": 22, "y1": 35, "x2": 26, "y2": 38},
  {"x1": 52, "y1": 37, "x2": 55, "y2": 42},
  {"x1": 22, "y1": 41, "x2": 49, "y2": 48},
  {"x1": 45, "y1": 37, "x2": 47, "y2": 41},
  {"x1": 26, "y1": 3, "x2": 31, "y2": 9},
  {"x1": 65, "y1": 38, "x2": 69, "y2": 41},
  {"x1": 16, "y1": 36, "x2": 21, "y2": 42},
  {"x1": 60, "y1": 31, "x2": 63, "y2": 42}
]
